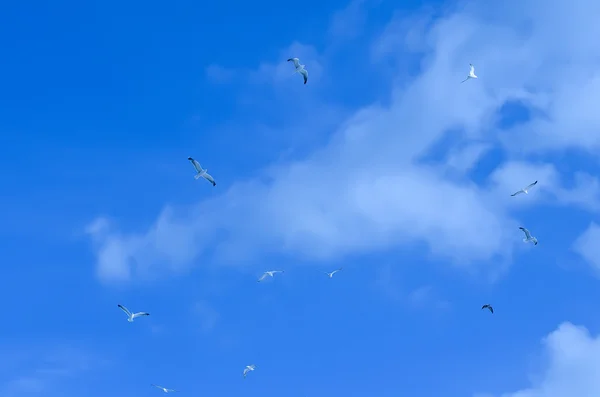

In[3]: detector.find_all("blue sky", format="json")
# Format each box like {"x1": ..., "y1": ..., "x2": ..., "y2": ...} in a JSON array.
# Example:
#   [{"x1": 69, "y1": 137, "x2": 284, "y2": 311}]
[{"x1": 3, "y1": 0, "x2": 600, "y2": 396}]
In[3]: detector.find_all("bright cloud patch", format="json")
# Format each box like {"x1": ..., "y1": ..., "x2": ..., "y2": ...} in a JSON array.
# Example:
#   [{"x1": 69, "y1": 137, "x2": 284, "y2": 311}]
[
  {"x1": 86, "y1": 0, "x2": 600, "y2": 282},
  {"x1": 572, "y1": 222, "x2": 600, "y2": 275},
  {"x1": 489, "y1": 322, "x2": 600, "y2": 397}
]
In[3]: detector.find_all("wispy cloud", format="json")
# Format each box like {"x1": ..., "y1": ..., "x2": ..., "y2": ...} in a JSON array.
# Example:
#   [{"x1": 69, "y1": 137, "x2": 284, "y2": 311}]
[
  {"x1": 572, "y1": 222, "x2": 600, "y2": 276},
  {"x1": 192, "y1": 300, "x2": 220, "y2": 333},
  {"x1": 327, "y1": 0, "x2": 372, "y2": 40},
  {"x1": 407, "y1": 285, "x2": 451, "y2": 311},
  {"x1": 373, "y1": 265, "x2": 450, "y2": 310},
  {"x1": 0, "y1": 345, "x2": 104, "y2": 397},
  {"x1": 483, "y1": 322, "x2": 600, "y2": 397},
  {"x1": 87, "y1": 0, "x2": 600, "y2": 285}
]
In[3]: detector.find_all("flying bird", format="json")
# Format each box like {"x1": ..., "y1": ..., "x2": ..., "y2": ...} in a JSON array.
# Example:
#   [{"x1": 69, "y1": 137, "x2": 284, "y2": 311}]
[
  {"x1": 117, "y1": 304, "x2": 150, "y2": 322},
  {"x1": 187, "y1": 157, "x2": 216, "y2": 186},
  {"x1": 511, "y1": 181, "x2": 538, "y2": 196},
  {"x1": 257, "y1": 270, "x2": 284, "y2": 282},
  {"x1": 481, "y1": 304, "x2": 494, "y2": 314},
  {"x1": 460, "y1": 64, "x2": 478, "y2": 83},
  {"x1": 243, "y1": 364, "x2": 256, "y2": 378},
  {"x1": 151, "y1": 384, "x2": 178, "y2": 393},
  {"x1": 519, "y1": 227, "x2": 538, "y2": 245},
  {"x1": 325, "y1": 268, "x2": 342, "y2": 278},
  {"x1": 287, "y1": 57, "x2": 308, "y2": 84}
]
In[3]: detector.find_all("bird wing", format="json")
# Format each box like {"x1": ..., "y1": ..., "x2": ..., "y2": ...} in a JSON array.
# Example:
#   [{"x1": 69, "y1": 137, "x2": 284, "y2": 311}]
[
  {"x1": 519, "y1": 227, "x2": 532, "y2": 239},
  {"x1": 287, "y1": 57, "x2": 300, "y2": 68},
  {"x1": 257, "y1": 273, "x2": 268, "y2": 282},
  {"x1": 188, "y1": 157, "x2": 203, "y2": 173},
  {"x1": 248, "y1": 364, "x2": 256, "y2": 369},
  {"x1": 525, "y1": 180, "x2": 538, "y2": 190},
  {"x1": 118, "y1": 304, "x2": 132, "y2": 317},
  {"x1": 460, "y1": 77, "x2": 470, "y2": 83},
  {"x1": 299, "y1": 68, "x2": 308, "y2": 84},
  {"x1": 481, "y1": 305, "x2": 488, "y2": 309},
  {"x1": 202, "y1": 172, "x2": 216, "y2": 186},
  {"x1": 151, "y1": 384, "x2": 164, "y2": 390},
  {"x1": 511, "y1": 190, "x2": 524, "y2": 196},
  {"x1": 132, "y1": 312, "x2": 150, "y2": 318},
  {"x1": 469, "y1": 64, "x2": 475, "y2": 74},
  {"x1": 489, "y1": 306, "x2": 494, "y2": 313}
]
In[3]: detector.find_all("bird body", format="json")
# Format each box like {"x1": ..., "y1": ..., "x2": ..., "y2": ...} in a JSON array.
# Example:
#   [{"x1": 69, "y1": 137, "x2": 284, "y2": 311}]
[
  {"x1": 243, "y1": 364, "x2": 256, "y2": 378},
  {"x1": 519, "y1": 227, "x2": 538, "y2": 245},
  {"x1": 325, "y1": 267, "x2": 342, "y2": 278},
  {"x1": 118, "y1": 304, "x2": 150, "y2": 322},
  {"x1": 481, "y1": 304, "x2": 494, "y2": 314},
  {"x1": 461, "y1": 64, "x2": 478, "y2": 83},
  {"x1": 151, "y1": 384, "x2": 177, "y2": 393},
  {"x1": 188, "y1": 157, "x2": 216, "y2": 186},
  {"x1": 511, "y1": 181, "x2": 538, "y2": 196},
  {"x1": 287, "y1": 57, "x2": 308, "y2": 84},
  {"x1": 257, "y1": 270, "x2": 284, "y2": 282}
]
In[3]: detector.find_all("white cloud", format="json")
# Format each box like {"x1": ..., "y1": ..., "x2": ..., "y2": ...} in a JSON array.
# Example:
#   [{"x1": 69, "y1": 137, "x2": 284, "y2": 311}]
[
  {"x1": 0, "y1": 345, "x2": 102, "y2": 397},
  {"x1": 204, "y1": 64, "x2": 237, "y2": 84},
  {"x1": 327, "y1": 0, "x2": 370, "y2": 40},
  {"x1": 192, "y1": 301, "x2": 220, "y2": 333},
  {"x1": 572, "y1": 222, "x2": 600, "y2": 275},
  {"x1": 445, "y1": 142, "x2": 491, "y2": 173},
  {"x1": 86, "y1": 0, "x2": 600, "y2": 283},
  {"x1": 487, "y1": 322, "x2": 600, "y2": 397},
  {"x1": 407, "y1": 285, "x2": 451, "y2": 310}
]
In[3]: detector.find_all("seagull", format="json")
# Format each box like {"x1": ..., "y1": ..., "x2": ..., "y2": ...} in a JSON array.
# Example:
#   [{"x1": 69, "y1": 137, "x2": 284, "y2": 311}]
[
  {"x1": 287, "y1": 57, "x2": 308, "y2": 85},
  {"x1": 460, "y1": 64, "x2": 478, "y2": 83},
  {"x1": 151, "y1": 384, "x2": 178, "y2": 393},
  {"x1": 519, "y1": 227, "x2": 538, "y2": 245},
  {"x1": 257, "y1": 270, "x2": 284, "y2": 282},
  {"x1": 325, "y1": 267, "x2": 342, "y2": 278},
  {"x1": 511, "y1": 181, "x2": 538, "y2": 196},
  {"x1": 187, "y1": 157, "x2": 216, "y2": 186},
  {"x1": 481, "y1": 304, "x2": 494, "y2": 314},
  {"x1": 117, "y1": 304, "x2": 150, "y2": 322},
  {"x1": 243, "y1": 364, "x2": 256, "y2": 378}
]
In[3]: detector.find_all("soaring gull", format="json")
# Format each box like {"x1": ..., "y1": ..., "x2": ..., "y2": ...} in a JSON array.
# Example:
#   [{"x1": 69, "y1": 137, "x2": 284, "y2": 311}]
[
  {"x1": 325, "y1": 268, "x2": 342, "y2": 278},
  {"x1": 460, "y1": 63, "x2": 478, "y2": 83},
  {"x1": 481, "y1": 304, "x2": 494, "y2": 314},
  {"x1": 287, "y1": 57, "x2": 308, "y2": 85},
  {"x1": 118, "y1": 304, "x2": 150, "y2": 322},
  {"x1": 151, "y1": 384, "x2": 178, "y2": 393},
  {"x1": 511, "y1": 180, "x2": 538, "y2": 196},
  {"x1": 519, "y1": 227, "x2": 538, "y2": 245},
  {"x1": 243, "y1": 364, "x2": 256, "y2": 378},
  {"x1": 187, "y1": 157, "x2": 216, "y2": 186},
  {"x1": 257, "y1": 270, "x2": 284, "y2": 282}
]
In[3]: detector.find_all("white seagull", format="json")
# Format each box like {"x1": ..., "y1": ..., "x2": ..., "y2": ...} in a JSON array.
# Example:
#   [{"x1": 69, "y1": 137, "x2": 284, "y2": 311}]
[
  {"x1": 519, "y1": 227, "x2": 538, "y2": 245},
  {"x1": 117, "y1": 304, "x2": 150, "y2": 322},
  {"x1": 460, "y1": 64, "x2": 478, "y2": 83},
  {"x1": 243, "y1": 364, "x2": 256, "y2": 378},
  {"x1": 187, "y1": 157, "x2": 216, "y2": 186},
  {"x1": 257, "y1": 270, "x2": 284, "y2": 282},
  {"x1": 287, "y1": 57, "x2": 308, "y2": 85},
  {"x1": 151, "y1": 384, "x2": 178, "y2": 393},
  {"x1": 325, "y1": 267, "x2": 342, "y2": 278},
  {"x1": 511, "y1": 180, "x2": 538, "y2": 196}
]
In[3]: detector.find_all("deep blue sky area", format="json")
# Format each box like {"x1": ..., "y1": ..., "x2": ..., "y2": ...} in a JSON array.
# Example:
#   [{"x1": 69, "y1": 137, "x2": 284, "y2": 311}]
[{"x1": 2, "y1": 0, "x2": 600, "y2": 396}]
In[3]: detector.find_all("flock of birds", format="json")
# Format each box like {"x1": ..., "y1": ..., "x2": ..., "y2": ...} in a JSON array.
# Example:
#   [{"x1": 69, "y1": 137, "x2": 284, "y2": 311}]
[{"x1": 114, "y1": 62, "x2": 538, "y2": 393}]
